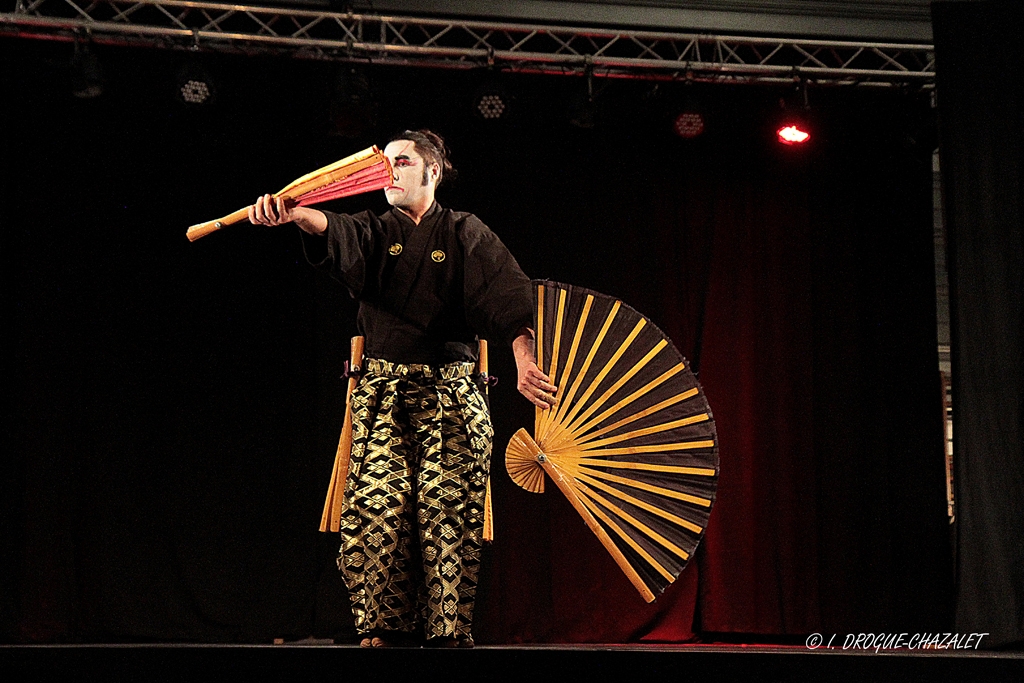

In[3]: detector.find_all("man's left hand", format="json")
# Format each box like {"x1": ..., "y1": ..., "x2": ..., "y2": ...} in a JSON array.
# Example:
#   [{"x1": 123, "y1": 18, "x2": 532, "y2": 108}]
[{"x1": 512, "y1": 330, "x2": 557, "y2": 409}]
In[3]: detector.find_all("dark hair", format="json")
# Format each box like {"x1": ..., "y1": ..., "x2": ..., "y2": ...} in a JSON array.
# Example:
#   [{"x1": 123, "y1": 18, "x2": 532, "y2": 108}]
[{"x1": 389, "y1": 129, "x2": 456, "y2": 186}]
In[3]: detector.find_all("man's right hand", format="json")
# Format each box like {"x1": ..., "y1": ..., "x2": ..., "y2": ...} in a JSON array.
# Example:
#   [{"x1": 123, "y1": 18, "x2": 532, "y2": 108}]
[{"x1": 247, "y1": 194, "x2": 327, "y2": 235}]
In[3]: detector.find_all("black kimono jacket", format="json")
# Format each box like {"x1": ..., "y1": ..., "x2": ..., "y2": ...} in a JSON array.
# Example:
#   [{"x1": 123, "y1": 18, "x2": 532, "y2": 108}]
[{"x1": 302, "y1": 201, "x2": 533, "y2": 365}]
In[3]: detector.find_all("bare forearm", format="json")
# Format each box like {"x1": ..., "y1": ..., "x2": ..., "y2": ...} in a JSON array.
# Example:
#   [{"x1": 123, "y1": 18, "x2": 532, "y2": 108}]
[
  {"x1": 512, "y1": 328, "x2": 536, "y2": 366},
  {"x1": 291, "y1": 207, "x2": 327, "y2": 235},
  {"x1": 513, "y1": 327, "x2": 557, "y2": 409}
]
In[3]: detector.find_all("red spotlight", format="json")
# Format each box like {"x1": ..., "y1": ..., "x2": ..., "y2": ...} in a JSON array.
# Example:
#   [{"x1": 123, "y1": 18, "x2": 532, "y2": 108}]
[{"x1": 777, "y1": 123, "x2": 810, "y2": 145}]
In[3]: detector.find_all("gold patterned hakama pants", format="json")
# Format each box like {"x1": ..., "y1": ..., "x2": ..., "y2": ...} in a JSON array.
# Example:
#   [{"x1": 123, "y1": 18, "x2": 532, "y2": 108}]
[{"x1": 337, "y1": 358, "x2": 492, "y2": 640}]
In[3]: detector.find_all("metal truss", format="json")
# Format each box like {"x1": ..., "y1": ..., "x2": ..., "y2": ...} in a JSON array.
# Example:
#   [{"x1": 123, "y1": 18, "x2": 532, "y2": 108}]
[{"x1": 2, "y1": 0, "x2": 935, "y2": 86}]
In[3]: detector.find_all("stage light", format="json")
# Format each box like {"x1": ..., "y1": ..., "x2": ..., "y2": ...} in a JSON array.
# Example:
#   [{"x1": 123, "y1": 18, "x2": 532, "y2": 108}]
[
  {"x1": 569, "y1": 101, "x2": 596, "y2": 129},
  {"x1": 669, "y1": 78, "x2": 707, "y2": 139},
  {"x1": 477, "y1": 94, "x2": 505, "y2": 119},
  {"x1": 70, "y1": 39, "x2": 104, "y2": 99},
  {"x1": 180, "y1": 79, "x2": 211, "y2": 105},
  {"x1": 774, "y1": 79, "x2": 813, "y2": 146},
  {"x1": 476, "y1": 92, "x2": 507, "y2": 119},
  {"x1": 175, "y1": 63, "x2": 216, "y2": 107},
  {"x1": 674, "y1": 111, "x2": 705, "y2": 139},
  {"x1": 569, "y1": 66, "x2": 598, "y2": 129},
  {"x1": 777, "y1": 124, "x2": 810, "y2": 145},
  {"x1": 470, "y1": 75, "x2": 513, "y2": 121},
  {"x1": 328, "y1": 66, "x2": 374, "y2": 137}
]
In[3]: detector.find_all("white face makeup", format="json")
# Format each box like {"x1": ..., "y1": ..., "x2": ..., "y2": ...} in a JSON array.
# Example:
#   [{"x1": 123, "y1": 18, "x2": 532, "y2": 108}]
[{"x1": 383, "y1": 139, "x2": 439, "y2": 216}]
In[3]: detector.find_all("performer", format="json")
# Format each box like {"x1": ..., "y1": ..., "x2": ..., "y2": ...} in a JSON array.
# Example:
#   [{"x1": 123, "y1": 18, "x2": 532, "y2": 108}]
[{"x1": 248, "y1": 130, "x2": 556, "y2": 648}]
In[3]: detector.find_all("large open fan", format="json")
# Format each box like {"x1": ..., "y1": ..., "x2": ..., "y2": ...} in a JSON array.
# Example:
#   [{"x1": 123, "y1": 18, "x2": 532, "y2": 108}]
[
  {"x1": 186, "y1": 146, "x2": 392, "y2": 241},
  {"x1": 506, "y1": 281, "x2": 719, "y2": 602}
]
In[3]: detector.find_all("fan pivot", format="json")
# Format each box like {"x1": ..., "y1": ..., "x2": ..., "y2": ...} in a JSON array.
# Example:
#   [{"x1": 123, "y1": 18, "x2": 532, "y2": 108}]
[{"x1": 505, "y1": 427, "x2": 546, "y2": 493}]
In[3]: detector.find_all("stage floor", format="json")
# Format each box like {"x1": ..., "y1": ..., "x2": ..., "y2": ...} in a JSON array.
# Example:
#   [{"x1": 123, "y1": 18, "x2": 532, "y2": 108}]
[{"x1": 3, "y1": 643, "x2": 1023, "y2": 682}]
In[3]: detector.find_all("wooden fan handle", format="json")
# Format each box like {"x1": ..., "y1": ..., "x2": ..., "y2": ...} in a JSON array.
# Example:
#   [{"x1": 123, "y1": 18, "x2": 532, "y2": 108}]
[
  {"x1": 186, "y1": 207, "x2": 250, "y2": 242},
  {"x1": 539, "y1": 457, "x2": 656, "y2": 602}
]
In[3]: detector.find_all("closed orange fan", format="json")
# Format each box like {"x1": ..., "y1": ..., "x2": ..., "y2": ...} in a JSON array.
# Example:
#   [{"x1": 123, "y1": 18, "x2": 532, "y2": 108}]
[
  {"x1": 186, "y1": 146, "x2": 392, "y2": 241},
  {"x1": 507, "y1": 280, "x2": 719, "y2": 602}
]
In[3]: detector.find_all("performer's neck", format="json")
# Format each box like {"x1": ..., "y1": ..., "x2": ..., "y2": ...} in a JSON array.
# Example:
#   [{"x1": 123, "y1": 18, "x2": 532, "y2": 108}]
[{"x1": 396, "y1": 197, "x2": 434, "y2": 225}]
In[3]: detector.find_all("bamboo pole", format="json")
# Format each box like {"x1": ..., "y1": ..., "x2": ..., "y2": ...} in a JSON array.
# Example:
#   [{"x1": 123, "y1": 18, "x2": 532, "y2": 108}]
[
  {"x1": 319, "y1": 336, "x2": 365, "y2": 533},
  {"x1": 479, "y1": 339, "x2": 495, "y2": 543}
]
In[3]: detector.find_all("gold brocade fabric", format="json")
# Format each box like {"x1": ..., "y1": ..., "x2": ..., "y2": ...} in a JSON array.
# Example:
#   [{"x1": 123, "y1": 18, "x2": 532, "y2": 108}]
[{"x1": 337, "y1": 359, "x2": 492, "y2": 639}]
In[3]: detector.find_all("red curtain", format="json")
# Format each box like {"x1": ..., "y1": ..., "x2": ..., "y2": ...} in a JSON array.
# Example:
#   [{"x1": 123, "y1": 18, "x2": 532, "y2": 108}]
[{"x1": 474, "y1": 91, "x2": 951, "y2": 641}]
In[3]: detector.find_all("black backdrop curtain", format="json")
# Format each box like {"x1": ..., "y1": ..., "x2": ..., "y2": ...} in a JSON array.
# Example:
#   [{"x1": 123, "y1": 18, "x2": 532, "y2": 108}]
[
  {"x1": 2, "y1": 37, "x2": 951, "y2": 644},
  {"x1": 933, "y1": 0, "x2": 1024, "y2": 649}
]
